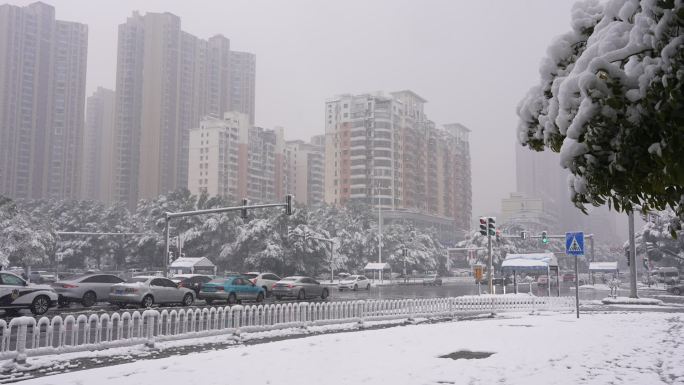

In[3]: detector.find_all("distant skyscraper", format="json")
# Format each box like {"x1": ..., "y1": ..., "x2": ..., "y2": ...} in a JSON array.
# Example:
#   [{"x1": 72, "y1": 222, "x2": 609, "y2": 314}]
[
  {"x1": 113, "y1": 11, "x2": 256, "y2": 207},
  {"x1": 324, "y1": 91, "x2": 472, "y2": 242},
  {"x1": 0, "y1": 2, "x2": 88, "y2": 200},
  {"x1": 285, "y1": 136, "x2": 325, "y2": 207},
  {"x1": 515, "y1": 144, "x2": 619, "y2": 243},
  {"x1": 187, "y1": 112, "x2": 250, "y2": 199},
  {"x1": 82, "y1": 87, "x2": 116, "y2": 202},
  {"x1": 246, "y1": 126, "x2": 284, "y2": 202},
  {"x1": 229, "y1": 51, "x2": 256, "y2": 124}
]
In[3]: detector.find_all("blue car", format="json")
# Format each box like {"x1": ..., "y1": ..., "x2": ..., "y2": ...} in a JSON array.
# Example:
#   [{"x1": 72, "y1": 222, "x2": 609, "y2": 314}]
[{"x1": 199, "y1": 276, "x2": 265, "y2": 305}]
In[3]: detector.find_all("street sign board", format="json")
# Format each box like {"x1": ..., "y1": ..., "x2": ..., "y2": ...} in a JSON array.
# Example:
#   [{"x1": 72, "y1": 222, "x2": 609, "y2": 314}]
[
  {"x1": 565, "y1": 232, "x2": 584, "y2": 256},
  {"x1": 473, "y1": 265, "x2": 484, "y2": 282}
]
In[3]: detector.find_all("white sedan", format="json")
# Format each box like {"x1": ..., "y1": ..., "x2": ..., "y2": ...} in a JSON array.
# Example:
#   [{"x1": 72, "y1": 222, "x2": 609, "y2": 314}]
[
  {"x1": 0, "y1": 271, "x2": 58, "y2": 316},
  {"x1": 338, "y1": 275, "x2": 371, "y2": 291}
]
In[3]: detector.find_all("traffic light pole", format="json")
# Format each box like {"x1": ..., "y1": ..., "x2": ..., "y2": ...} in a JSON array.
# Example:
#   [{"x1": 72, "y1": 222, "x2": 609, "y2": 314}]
[
  {"x1": 163, "y1": 195, "x2": 294, "y2": 276},
  {"x1": 628, "y1": 211, "x2": 638, "y2": 298},
  {"x1": 487, "y1": 233, "x2": 493, "y2": 294}
]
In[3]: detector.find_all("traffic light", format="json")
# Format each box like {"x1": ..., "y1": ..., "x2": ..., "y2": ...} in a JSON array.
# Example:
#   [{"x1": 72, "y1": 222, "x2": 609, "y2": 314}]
[
  {"x1": 285, "y1": 194, "x2": 293, "y2": 215},
  {"x1": 541, "y1": 231, "x2": 549, "y2": 244},
  {"x1": 402, "y1": 248, "x2": 408, "y2": 257},
  {"x1": 479, "y1": 217, "x2": 487, "y2": 236},
  {"x1": 241, "y1": 198, "x2": 249, "y2": 219},
  {"x1": 488, "y1": 217, "x2": 496, "y2": 236}
]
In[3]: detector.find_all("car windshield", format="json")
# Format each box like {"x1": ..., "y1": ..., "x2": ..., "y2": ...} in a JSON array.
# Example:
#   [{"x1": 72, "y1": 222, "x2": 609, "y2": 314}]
[
  {"x1": 243, "y1": 273, "x2": 258, "y2": 279},
  {"x1": 127, "y1": 277, "x2": 149, "y2": 283}
]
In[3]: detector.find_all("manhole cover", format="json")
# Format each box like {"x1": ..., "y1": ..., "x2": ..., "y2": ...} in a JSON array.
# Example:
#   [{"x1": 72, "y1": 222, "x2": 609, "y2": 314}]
[{"x1": 439, "y1": 351, "x2": 494, "y2": 360}]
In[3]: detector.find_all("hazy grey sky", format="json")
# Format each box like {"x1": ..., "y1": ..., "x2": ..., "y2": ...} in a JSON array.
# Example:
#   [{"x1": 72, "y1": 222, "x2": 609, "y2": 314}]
[{"x1": 13, "y1": 0, "x2": 577, "y2": 216}]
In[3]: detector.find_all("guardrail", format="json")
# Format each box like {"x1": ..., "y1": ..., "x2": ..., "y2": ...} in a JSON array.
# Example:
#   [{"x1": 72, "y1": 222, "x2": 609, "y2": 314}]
[{"x1": 0, "y1": 295, "x2": 574, "y2": 362}]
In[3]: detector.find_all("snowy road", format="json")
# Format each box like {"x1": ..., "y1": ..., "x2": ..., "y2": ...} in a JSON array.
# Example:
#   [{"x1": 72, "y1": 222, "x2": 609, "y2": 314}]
[{"x1": 16, "y1": 311, "x2": 684, "y2": 385}]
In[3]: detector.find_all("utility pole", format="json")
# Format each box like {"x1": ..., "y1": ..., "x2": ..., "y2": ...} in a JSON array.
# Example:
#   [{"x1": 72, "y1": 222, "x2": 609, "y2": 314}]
[
  {"x1": 487, "y1": 232, "x2": 493, "y2": 293},
  {"x1": 378, "y1": 190, "x2": 383, "y2": 282},
  {"x1": 628, "y1": 211, "x2": 638, "y2": 298},
  {"x1": 478, "y1": 217, "x2": 494, "y2": 294}
]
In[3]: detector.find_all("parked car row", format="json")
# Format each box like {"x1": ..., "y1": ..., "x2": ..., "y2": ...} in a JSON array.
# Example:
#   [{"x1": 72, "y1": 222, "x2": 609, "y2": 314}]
[{"x1": 0, "y1": 269, "x2": 335, "y2": 317}]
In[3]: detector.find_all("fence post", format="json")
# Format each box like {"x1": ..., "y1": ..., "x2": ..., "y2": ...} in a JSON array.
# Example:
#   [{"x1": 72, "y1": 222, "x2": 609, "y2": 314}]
[
  {"x1": 143, "y1": 310, "x2": 157, "y2": 349},
  {"x1": 357, "y1": 301, "x2": 366, "y2": 329},
  {"x1": 14, "y1": 317, "x2": 31, "y2": 364},
  {"x1": 408, "y1": 299, "x2": 416, "y2": 323}
]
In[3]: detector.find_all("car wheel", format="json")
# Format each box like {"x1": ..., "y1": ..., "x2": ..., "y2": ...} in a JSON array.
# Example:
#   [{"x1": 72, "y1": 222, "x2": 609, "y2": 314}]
[
  {"x1": 141, "y1": 295, "x2": 154, "y2": 308},
  {"x1": 353, "y1": 284, "x2": 358, "y2": 291},
  {"x1": 297, "y1": 290, "x2": 305, "y2": 300},
  {"x1": 275, "y1": 295, "x2": 283, "y2": 300},
  {"x1": 321, "y1": 288, "x2": 329, "y2": 300},
  {"x1": 674, "y1": 288, "x2": 682, "y2": 296},
  {"x1": 366, "y1": 284, "x2": 370, "y2": 291},
  {"x1": 82, "y1": 291, "x2": 97, "y2": 308},
  {"x1": 256, "y1": 292, "x2": 265, "y2": 303},
  {"x1": 58, "y1": 296, "x2": 70, "y2": 308},
  {"x1": 30, "y1": 295, "x2": 50, "y2": 316},
  {"x1": 205, "y1": 299, "x2": 214, "y2": 305},
  {"x1": 182, "y1": 293, "x2": 194, "y2": 307},
  {"x1": 227, "y1": 293, "x2": 237, "y2": 305}
]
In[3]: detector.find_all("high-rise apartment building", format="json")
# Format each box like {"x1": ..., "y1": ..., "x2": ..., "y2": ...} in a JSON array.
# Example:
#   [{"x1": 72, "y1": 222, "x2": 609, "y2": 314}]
[
  {"x1": 81, "y1": 87, "x2": 116, "y2": 202},
  {"x1": 113, "y1": 11, "x2": 255, "y2": 207},
  {"x1": 187, "y1": 112, "x2": 249, "y2": 198},
  {"x1": 187, "y1": 113, "x2": 285, "y2": 204},
  {"x1": 246, "y1": 126, "x2": 285, "y2": 203},
  {"x1": 285, "y1": 136, "x2": 324, "y2": 207},
  {"x1": 0, "y1": 2, "x2": 88, "y2": 200},
  {"x1": 229, "y1": 51, "x2": 256, "y2": 124},
  {"x1": 324, "y1": 91, "x2": 472, "y2": 242}
]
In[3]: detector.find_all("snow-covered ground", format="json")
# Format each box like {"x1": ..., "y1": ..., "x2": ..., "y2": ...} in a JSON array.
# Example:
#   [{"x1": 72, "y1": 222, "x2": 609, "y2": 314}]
[{"x1": 18, "y1": 311, "x2": 683, "y2": 385}]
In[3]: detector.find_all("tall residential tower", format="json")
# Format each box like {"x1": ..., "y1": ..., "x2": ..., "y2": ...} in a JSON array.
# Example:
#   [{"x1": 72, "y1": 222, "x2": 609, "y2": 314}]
[
  {"x1": 324, "y1": 91, "x2": 472, "y2": 242},
  {"x1": 112, "y1": 11, "x2": 255, "y2": 207},
  {"x1": 0, "y1": 2, "x2": 88, "y2": 200}
]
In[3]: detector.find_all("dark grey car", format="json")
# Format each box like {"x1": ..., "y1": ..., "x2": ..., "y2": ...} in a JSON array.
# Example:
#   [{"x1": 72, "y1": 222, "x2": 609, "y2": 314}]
[
  {"x1": 272, "y1": 276, "x2": 329, "y2": 301},
  {"x1": 52, "y1": 274, "x2": 125, "y2": 307}
]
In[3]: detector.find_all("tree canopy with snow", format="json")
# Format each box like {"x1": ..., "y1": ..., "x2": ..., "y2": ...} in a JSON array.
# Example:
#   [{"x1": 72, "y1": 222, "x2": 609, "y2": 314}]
[
  {"x1": 517, "y1": 0, "x2": 684, "y2": 222},
  {"x1": 11, "y1": 190, "x2": 448, "y2": 276}
]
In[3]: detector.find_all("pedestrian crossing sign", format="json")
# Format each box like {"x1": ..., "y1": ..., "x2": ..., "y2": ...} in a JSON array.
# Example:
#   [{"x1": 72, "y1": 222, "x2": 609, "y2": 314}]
[{"x1": 565, "y1": 232, "x2": 584, "y2": 256}]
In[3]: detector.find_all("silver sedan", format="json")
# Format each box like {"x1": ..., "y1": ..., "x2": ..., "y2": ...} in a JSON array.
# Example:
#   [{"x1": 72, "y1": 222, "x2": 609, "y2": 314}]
[
  {"x1": 108, "y1": 276, "x2": 195, "y2": 308},
  {"x1": 272, "y1": 276, "x2": 329, "y2": 301},
  {"x1": 52, "y1": 273, "x2": 125, "y2": 307}
]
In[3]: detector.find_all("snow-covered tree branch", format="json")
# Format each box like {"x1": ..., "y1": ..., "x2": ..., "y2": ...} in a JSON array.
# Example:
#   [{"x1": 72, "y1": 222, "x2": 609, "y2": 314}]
[{"x1": 517, "y1": 0, "x2": 684, "y2": 224}]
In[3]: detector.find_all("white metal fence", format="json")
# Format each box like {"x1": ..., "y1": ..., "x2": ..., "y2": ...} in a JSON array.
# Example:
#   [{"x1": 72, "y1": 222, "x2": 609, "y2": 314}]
[{"x1": 0, "y1": 295, "x2": 574, "y2": 362}]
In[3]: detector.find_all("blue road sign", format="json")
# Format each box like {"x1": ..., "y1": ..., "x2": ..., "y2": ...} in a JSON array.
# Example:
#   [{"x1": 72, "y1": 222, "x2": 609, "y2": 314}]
[{"x1": 566, "y1": 232, "x2": 584, "y2": 256}]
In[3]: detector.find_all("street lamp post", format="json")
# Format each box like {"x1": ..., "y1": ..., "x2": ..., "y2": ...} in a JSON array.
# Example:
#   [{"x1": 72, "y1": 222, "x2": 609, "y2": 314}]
[{"x1": 378, "y1": 191, "x2": 382, "y2": 282}]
